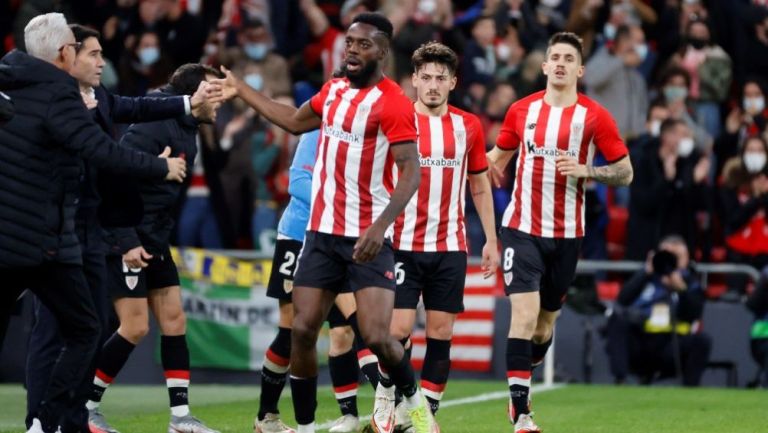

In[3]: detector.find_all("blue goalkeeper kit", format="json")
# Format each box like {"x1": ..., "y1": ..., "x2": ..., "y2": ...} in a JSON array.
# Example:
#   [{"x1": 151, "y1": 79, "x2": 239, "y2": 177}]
[{"x1": 276, "y1": 129, "x2": 319, "y2": 242}]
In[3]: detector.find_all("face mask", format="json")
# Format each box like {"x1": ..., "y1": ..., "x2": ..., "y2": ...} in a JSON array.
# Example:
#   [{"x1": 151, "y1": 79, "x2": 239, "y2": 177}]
[
  {"x1": 244, "y1": 43, "x2": 268, "y2": 61},
  {"x1": 649, "y1": 119, "x2": 661, "y2": 137},
  {"x1": 744, "y1": 152, "x2": 767, "y2": 173},
  {"x1": 743, "y1": 96, "x2": 765, "y2": 114},
  {"x1": 604, "y1": 23, "x2": 617, "y2": 40},
  {"x1": 540, "y1": 0, "x2": 562, "y2": 6},
  {"x1": 138, "y1": 46, "x2": 160, "y2": 66},
  {"x1": 497, "y1": 44, "x2": 511, "y2": 61},
  {"x1": 418, "y1": 0, "x2": 437, "y2": 14},
  {"x1": 677, "y1": 137, "x2": 695, "y2": 157},
  {"x1": 244, "y1": 73, "x2": 263, "y2": 91},
  {"x1": 687, "y1": 37, "x2": 708, "y2": 50},
  {"x1": 204, "y1": 43, "x2": 218, "y2": 56},
  {"x1": 663, "y1": 85, "x2": 688, "y2": 102},
  {"x1": 634, "y1": 43, "x2": 648, "y2": 61}
]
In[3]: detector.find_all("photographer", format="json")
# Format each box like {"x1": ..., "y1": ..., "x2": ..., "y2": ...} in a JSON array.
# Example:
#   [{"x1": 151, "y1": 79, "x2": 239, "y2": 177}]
[{"x1": 605, "y1": 235, "x2": 711, "y2": 386}]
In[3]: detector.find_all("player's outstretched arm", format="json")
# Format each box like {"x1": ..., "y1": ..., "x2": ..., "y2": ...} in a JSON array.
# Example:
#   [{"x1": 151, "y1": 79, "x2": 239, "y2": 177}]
[
  {"x1": 215, "y1": 67, "x2": 321, "y2": 134},
  {"x1": 555, "y1": 154, "x2": 634, "y2": 186},
  {"x1": 486, "y1": 146, "x2": 517, "y2": 188},
  {"x1": 352, "y1": 142, "x2": 420, "y2": 263},
  {"x1": 468, "y1": 172, "x2": 500, "y2": 279}
]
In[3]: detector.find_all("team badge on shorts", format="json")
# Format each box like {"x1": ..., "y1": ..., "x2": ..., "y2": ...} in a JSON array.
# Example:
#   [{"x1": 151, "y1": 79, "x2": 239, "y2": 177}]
[
  {"x1": 504, "y1": 271, "x2": 514, "y2": 286},
  {"x1": 283, "y1": 279, "x2": 293, "y2": 293},
  {"x1": 122, "y1": 261, "x2": 141, "y2": 290}
]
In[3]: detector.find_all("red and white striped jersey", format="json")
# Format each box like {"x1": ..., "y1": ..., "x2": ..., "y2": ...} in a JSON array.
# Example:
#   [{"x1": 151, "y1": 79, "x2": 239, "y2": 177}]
[
  {"x1": 308, "y1": 77, "x2": 417, "y2": 237},
  {"x1": 497, "y1": 91, "x2": 627, "y2": 238},
  {"x1": 392, "y1": 106, "x2": 488, "y2": 252}
]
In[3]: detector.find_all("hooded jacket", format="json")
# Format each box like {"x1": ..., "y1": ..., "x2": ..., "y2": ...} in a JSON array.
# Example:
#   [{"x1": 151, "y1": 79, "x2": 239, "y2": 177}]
[{"x1": 0, "y1": 50, "x2": 168, "y2": 268}]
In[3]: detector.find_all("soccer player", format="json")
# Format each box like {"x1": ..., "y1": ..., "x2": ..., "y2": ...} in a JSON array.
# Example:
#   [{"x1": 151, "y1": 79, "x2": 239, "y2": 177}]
[
  {"x1": 84, "y1": 64, "x2": 222, "y2": 433},
  {"x1": 486, "y1": 32, "x2": 633, "y2": 433},
  {"x1": 256, "y1": 129, "x2": 364, "y2": 433},
  {"x1": 388, "y1": 41, "x2": 499, "y2": 427},
  {"x1": 216, "y1": 12, "x2": 437, "y2": 433}
]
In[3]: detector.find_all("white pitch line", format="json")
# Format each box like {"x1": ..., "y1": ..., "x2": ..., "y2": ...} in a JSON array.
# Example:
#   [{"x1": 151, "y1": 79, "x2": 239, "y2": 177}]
[{"x1": 315, "y1": 383, "x2": 565, "y2": 430}]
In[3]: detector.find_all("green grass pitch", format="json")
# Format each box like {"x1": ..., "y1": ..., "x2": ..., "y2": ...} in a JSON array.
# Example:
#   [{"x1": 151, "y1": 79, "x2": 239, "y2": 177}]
[{"x1": 1, "y1": 380, "x2": 766, "y2": 432}]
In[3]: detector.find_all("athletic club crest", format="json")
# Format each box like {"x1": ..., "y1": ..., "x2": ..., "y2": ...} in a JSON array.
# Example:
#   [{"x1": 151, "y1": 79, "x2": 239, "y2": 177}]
[
  {"x1": 571, "y1": 123, "x2": 584, "y2": 135},
  {"x1": 454, "y1": 130, "x2": 466, "y2": 143},
  {"x1": 504, "y1": 271, "x2": 513, "y2": 286},
  {"x1": 283, "y1": 280, "x2": 293, "y2": 293},
  {"x1": 125, "y1": 276, "x2": 138, "y2": 290}
]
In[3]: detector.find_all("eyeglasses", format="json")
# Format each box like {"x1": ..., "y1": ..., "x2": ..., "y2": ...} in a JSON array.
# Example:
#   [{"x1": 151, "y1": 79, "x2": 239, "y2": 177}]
[{"x1": 59, "y1": 42, "x2": 83, "y2": 52}]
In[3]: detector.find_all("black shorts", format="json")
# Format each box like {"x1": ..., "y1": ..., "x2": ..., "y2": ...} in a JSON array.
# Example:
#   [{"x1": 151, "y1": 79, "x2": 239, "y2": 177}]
[
  {"x1": 394, "y1": 250, "x2": 467, "y2": 313},
  {"x1": 293, "y1": 231, "x2": 396, "y2": 292},
  {"x1": 499, "y1": 228, "x2": 582, "y2": 312},
  {"x1": 106, "y1": 248, "x2": 180, "y2": 299},
  {"x1": 267, "y1": 238, "x2": 303, "y2": 301}
]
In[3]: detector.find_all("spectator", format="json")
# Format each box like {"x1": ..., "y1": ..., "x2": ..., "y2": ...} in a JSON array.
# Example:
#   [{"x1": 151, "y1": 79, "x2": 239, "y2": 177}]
[
  {"x1": 219, "y1": 18, "x2": 291, "y2": 98},
  {"x1": 658, "y1": 66, "x2": 713, "y2": 153},
  {"x1": 626, "y1": 100, "x2": 671, "y2": 151},
  {"x1": 667, "y1": 19, "x2": 732, "y2": 138},
  {"x1": 461, "y1": 15, "x2": 497, "y2": 107},
  {"x1": 118, "y1": 29, "x2": 174, "y2": 96},
  {"x1": 719, "y1": 135, "x2": 768, "y2": 295},
  {"x1": 493, "y1": 0, "x2": 549, "y2": 53},
  {"x1": 583, "y1": 23, "x2": 648, "y2": 140},
  {"x1": 626, "y1": 119, "x2": 710, "y2": 260},
  {"x1": 716, "y1": 78, "x2": 768, "y2": 174},
  {"x1": 155, "y1": 0, "x2": 207, "y2": 68},
  {"x1": 605, "y1": 234, "x2": 711, "y2": 386},
  {"x1": 746, "y1": 269, "x2": 768, "y2": 388},
  {"x1": 740, "y1": 5, "x2": 768, "y2": 84}
]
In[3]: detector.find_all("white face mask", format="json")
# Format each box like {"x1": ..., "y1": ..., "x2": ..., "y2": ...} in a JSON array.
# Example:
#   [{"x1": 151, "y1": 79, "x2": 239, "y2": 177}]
[
  {"x1": 677, "y1": 137, "x2": 695, "y2": 157},
  {"x1": 496, "y1": 43, "x2": 511, "y2": 61},
  {"x1": 744, "y1": 152, "x2": 767, "y2": 173},
  {"x1": 604, "y1": 23, "x2": 617, "y2": 40},
  {"x1": 649, "y1": 119, "x2": 661, "y2": 137},
  {"x1": 418, "y1": 0, "x2": 437, "y2": 14},
  {"x1": 743, "y1": 96, "x2": 765, "y2": 114},
  {"x1": 634, "y1": 43, "x2": 648, "y2": 61}
]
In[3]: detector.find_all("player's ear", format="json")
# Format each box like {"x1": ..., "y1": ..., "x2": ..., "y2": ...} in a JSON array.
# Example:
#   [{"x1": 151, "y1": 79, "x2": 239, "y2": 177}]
[
  {"x1": 449, "y1": 75, "x2": 457, "y2": 91},
  {"x1": 577, "y1": 64, "x2": 585, "y2": 78}
]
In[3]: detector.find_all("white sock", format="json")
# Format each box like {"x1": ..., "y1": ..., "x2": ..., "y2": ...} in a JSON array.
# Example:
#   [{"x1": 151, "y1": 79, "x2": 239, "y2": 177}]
[
  {"x1": 297, "y1": 422, "x2": 315, "y2": 433},
  {"x1": 171, "y1": 404, "x2": 190, "y2": 417}
]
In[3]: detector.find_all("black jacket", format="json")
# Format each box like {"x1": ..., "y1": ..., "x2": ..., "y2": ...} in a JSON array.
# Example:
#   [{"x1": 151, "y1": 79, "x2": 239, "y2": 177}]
[
  {"x1": 0, "y1": 50, "x2": 168, "y2": 268},
  {"x1": 103, "y1": 89, "x2": 200, "y2": 256},
  {"x1": 0, "y1": 91, "x2": 12, "y2": 124}
]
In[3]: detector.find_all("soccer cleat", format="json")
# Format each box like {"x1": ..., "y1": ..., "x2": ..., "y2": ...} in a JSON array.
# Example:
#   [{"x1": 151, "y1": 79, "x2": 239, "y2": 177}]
[
  {"x1": 253, "y1": 413, "x2": 296, "y2": 433},
  {"x1": 508, "y1": 399, "x2": 534, "y2": 425},
  {"x1": 88, "y1": 410, "x2": 120, "y2": 433},
  {"x1": 407, "y1": 396, "x2": 439, "y2": 433},
  {"x1": 168, "y1": 415, "x2": 220, "y2": 433},
  {"x1": 328, "y1": 414, "x2": 360, "y2": 433},
  {"x1": 26, "y1": 419, "x2": 45, "y2": 433},
  {"x1": 370, "y1": 384, "x2": 396, "y2": 433},
  {"x1": 513, "y1": 413, "x2": 541, "y2": 433},
  {"x1": 393, "y1": 401, "x2": 412, "y2": 432}
]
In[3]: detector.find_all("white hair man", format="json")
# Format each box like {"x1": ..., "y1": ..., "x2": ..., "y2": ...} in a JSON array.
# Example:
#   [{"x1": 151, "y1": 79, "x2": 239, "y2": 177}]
[{"x1": 0, "y1": 13, "x2": 187, "y2": 433}]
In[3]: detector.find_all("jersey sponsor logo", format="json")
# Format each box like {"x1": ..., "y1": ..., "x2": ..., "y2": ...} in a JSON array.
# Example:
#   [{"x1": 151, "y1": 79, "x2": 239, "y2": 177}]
[
  {"x1": 525, "y1": 140, "x2": 578, "y2": 158},
  {"x1": 419, "y1": 156, "x2": 461, "y2": 168},
  {"x1": 527, "y1": 122, "x2": 537, "y2": 130},
  {"x1": 323, "y1": 123, "x2": 363, "y2": 144}
]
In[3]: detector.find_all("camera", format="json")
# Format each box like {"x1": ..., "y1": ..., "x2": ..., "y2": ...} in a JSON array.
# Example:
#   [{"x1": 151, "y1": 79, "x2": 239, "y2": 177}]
[{"x1": 652, "y1": 250, "x2": 678, "y2": 276}]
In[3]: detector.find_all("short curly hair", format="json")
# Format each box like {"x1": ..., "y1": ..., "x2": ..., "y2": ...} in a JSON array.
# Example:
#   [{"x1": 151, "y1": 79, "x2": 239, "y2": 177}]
[{"x1": 411, "y1": 41, "x2": 458, "y2": 75}]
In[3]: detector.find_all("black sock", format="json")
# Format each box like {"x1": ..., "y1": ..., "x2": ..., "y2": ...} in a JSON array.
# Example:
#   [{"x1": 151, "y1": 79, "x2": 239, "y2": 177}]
[
  {"x1": 421, "y1": 338, "x2": 451, "y2": 414},
  {"x1": 349, "y1": 313, "x2": 379, "y2": 389},
  {"x1": 394, "y1": 336, "x2": 412, "y2": 405},
  {"x1": 387, "y1": 352, "x2": 417, "y2": 398},
  {"x1": 329, "y1": 349, "x2": 359, "y2": 417},
  {"x1": 258, "y1": 327, "x2": 292, "y2": 420},
  {"x1": 86, "y1": 332, "x2": 135, "y2": 409},
  {"x1": 161, "y1": 335, "x2": 191, "y2": 417},
  {"x1": 506, "y1": 338, "x2": 532, "y2": 422},
  {"x1": 290, "y1": 376, "x2": 317, "y2": 426},
  {"x1": 531, "y1": 337, "x2": 552, "y2": 368}
]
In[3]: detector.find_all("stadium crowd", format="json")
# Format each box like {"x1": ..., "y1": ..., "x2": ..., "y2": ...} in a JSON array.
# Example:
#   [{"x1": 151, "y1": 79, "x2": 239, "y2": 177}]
[
  {"x1": 2, "y1": 0, "x2": 766, "y2": 292},
  {"x1": 1, "y1": 0, "x2": 768, "y2": 432}
]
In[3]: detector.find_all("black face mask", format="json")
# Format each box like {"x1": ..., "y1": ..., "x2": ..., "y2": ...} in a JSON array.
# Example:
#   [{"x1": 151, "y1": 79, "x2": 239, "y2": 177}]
[{"x1": 688, "y1": 36, "x2": 708, "y2": 49}]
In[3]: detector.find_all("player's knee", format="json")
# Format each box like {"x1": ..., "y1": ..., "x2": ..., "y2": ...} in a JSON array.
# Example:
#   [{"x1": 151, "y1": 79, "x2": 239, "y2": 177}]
[
  {"x1": 291, "y1": 317, "x2": 320, "y2": 349},
  {"x1": 329, "y1": 326, "x2": 354, "y2": 355},
  {"x1": 389, "y1": 321, "x2": 411, "y2": 340},
  {"x1": 121, "y1": 322, "x2": 149, "y2": 342},
  {"x1": 532, "y1": 326, "x2": 553, "y2": 344},
  {"x1": 426, "y1": 320, "x2": 454, "y2": 340},
  {"x1": 362, "y1": 329, "x2": 390, "y2": 355},
  {"x1": 160, "y1": 309, "x2": 186, "y2": 335}
]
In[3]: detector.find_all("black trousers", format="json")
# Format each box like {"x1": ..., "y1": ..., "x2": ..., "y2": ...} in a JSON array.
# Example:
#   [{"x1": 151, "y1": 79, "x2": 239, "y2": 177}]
[
  {"x1": 25, "y1": 249, "x2": 109, "y2": 431},
  {"x1": 605, "y1": 313, "x2": 712, "y2": 386},
  {"x1": 0, "y1": 263, "x2": 100, "y2": 432}
]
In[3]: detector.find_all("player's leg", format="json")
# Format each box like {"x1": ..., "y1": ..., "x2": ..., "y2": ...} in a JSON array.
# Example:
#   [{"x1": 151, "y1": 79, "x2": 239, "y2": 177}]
[
  {"x1": 531, "y1": 310, "x2": 558, "y2": 368},
  {"x1": 336, "y1": 292, "x2": 379, "y2": 388},
  {"x1": 499, "y1": 229, "x2": 546, "y2": 431},
  {"x1": 290, "y1": 232, "x2": 346, "y2": 433},
  {"x1": 327, "y1": 309, "x2": 360, "y2": 433},
  {"x1": 419, "y1": 251, "x2": 466, "y2": 416},
  {"x1": 256, "y1": 238, "x2": 303, "y2": 433},
  {"x1": 87, "y1": 257, "x2": 147, "y2": 433},
  {"x1": 350, "y1": 244, "x2": 435, "y2": 433}
]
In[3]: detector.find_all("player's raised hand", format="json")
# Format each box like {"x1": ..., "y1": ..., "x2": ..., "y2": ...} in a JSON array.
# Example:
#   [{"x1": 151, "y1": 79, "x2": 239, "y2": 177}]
[
  {"x1": 209, "y1": 66, "x2": 240, "y2": 101},
  {"x1": 190, "y1": 80, "x2": 225, "y2": 116},
  {"x1": 556, "y1": 155, "x2": 588, "y2": 178},
  {"x1": 123, "y1": 246, "x2": 152, "y2": 268},
  {"x1": 159, "y1": 146, "x2": 187, "y2": 182},
  {"x1": 353, "y1": 221, "x2": 386, "y2": 263},
  {"x1": 481, "y1": 240, "x2": 500, "y2": 279}
]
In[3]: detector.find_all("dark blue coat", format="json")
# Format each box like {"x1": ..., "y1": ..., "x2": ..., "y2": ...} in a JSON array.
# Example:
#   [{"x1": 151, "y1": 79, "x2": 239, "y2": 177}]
[{"x1": 0, "y1": 50, "x2": 168, "y2": 268}]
